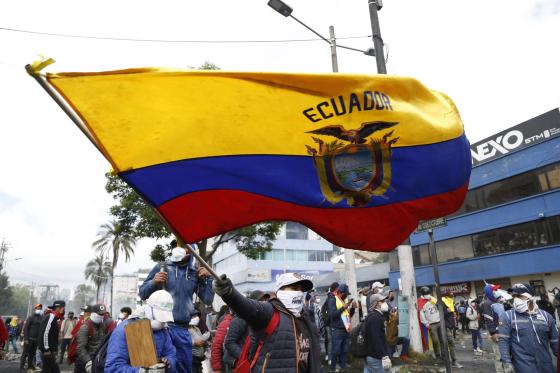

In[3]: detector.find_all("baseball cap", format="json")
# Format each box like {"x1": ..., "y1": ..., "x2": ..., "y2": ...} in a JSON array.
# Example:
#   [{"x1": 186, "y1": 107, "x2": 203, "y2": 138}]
[
  {"x1": 368, "y1": 293, "x2": 387, "y2": 309},
  {"x1": 48, "y1": 300, "x2": 65, "y2": 309},
  {"x1": 146, "y1": 290, "x2": 174, "y2": 323},
  {"x1": 248, "y1": 290, "x2": 264, "y2": 300},
  {"x1": 81, "y1": 305, "x2": 93, "y2": 312},
  {"x1": 90, "y1": 304, "x2": 108, "y2": 315},
  {"x1": 338, "y1": 283, "x2": 350, "y2": 295},
  {"x1": 275, "y1": 273, "x2": 313, "y2": 292},
  {"x1": 508, "y1": 283, "x2": 535, "y2": 297},
  {"x1": 371, "y1": 281, "x2": 385, "y2": 289}
]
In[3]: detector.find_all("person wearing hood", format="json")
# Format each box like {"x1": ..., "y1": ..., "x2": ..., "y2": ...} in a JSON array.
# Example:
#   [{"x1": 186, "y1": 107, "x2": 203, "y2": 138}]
[
  {"x1": 364, "y1": 293, "x2": 392, "y2": 373},
  {"x1": 482, "y1": 283, "x2": 504, "y2": 372},
  {"x1": 498, "y1": 283, "x2": 558, "y2": 373},
  {"x1": 105, "y1": 290, "x2": 177, "y2": 373},
  {"x1": 187, "y1": 311, "x2": 210, "y2": 373},
  {"x1": 7, "y1": 316, "x2": 20, "y2": 354},
  {"x1": 20, "y1": 304, "x2": 43, "y2": 371},
  {"x1": 39, "y1": 300, "x2": 66, "y2": 373},
  {"x1": 213, "y1": 272, "x2": 324, "y2": 373},
  {"x1": 75, "y1": 305, "x2": 109, "y2": 373},
  {"x1": 139, "y1": 244, "x2": 214, "y2": 373}
]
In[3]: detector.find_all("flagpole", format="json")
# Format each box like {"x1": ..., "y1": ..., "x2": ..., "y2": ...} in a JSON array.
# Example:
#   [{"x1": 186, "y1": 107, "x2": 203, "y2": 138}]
[
  {"x1": 25, "y1": 64, "x2": 105, "y2": 158},
  {"x1": 26, "y1": 64, "x2": 220, "y2": 281}
]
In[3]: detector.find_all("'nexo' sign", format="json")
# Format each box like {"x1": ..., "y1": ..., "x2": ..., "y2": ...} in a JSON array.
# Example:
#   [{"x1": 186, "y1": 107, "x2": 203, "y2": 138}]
[{"x1": 470, "y1": 109, "x2": 560, "y2": 166}]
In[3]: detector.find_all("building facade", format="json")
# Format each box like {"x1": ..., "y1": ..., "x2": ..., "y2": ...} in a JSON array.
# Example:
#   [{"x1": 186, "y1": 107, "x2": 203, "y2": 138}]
[
  {"x1": 212, "y1": 222, "x2": 334, "y2": 294},
  {"x1": 389, "y1": 109, "x2": 560, "y2": 305}
]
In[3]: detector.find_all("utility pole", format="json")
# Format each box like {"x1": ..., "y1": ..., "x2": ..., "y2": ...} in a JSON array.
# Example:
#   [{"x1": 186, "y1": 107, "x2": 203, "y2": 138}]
[
  {"x1": 329, "y1": 25, "x2": 359, "y2": 324},
  {"x1": 26, "y1": 282, "x2": 36, "y2": 317},
  {"x1": 397, "y1": 245, "x2": 423, "y2": 352},
  {"x1": 367, "y1": 0, "x2": 387, "y2": 74},
  {"x1": 0, "y1": 239, "x2": 10, "y2": 270}
]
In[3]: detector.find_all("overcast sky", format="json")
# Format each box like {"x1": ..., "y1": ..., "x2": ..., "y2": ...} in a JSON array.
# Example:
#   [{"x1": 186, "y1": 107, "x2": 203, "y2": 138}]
[{"x1": 1, "y1": 0, "x2": 559, "y2": 293}]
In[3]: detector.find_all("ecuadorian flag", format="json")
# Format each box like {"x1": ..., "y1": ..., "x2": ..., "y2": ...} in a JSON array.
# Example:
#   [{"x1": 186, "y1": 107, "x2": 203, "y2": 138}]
[{"x1": 45, "y1": 68, "x2": 471, "y2": 251}]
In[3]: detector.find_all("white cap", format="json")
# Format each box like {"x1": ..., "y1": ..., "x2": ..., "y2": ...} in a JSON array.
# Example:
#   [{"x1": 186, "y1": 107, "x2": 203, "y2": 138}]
[
  {"x1": 371, "y1": 281, "x2": 385, "y2": 289},
  {"x1": 146, "y1": 290, "x2": 174, "y2": 323},
  {"x1": 275, "y1": 273, "x2": 313, "y2": 292}
]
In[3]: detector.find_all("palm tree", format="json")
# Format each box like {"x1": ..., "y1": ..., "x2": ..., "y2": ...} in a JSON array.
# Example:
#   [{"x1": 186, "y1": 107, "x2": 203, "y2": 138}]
[
  {"x1": 84, "y1": 255, "x2": 112, "y2": 302},
  {"x1": 92, "y1": 221, "x2": 136, "y2": 314}
]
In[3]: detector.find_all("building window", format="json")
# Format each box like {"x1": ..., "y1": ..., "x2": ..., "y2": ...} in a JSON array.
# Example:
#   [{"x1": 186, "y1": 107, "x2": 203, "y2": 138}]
[
  {"x1": 286, "y1": 222, "x2": 309, "y2": 240},
  {"x1": 409, "y1": 215, "x2": 560, "y2": 267},
  {"x1": 450, "y1": 161, "x2": 560, "y2": 217}
]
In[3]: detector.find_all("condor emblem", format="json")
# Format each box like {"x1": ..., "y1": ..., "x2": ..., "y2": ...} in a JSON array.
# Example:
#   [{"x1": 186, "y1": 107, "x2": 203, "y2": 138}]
[{"x1": 305, "y1": 121, "x2": 399, "y2": 207}]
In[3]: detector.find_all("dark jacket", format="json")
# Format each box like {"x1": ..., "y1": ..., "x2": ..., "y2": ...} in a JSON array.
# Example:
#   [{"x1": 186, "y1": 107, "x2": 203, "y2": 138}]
[
  {"x1": 443, "y1": 306, "x2": 455, "y2": 330},
  {"x1": 76, "y1": 319, "x2": 107, "y2": 364},
  {"x1": 139, "y1": 258, "x2": 214, "y2": 325},
  {"x1": 224, "y1": 316, "x2": 248, "y2": 365},
  {"x1": 365, "y1": 310, "x2": 390, "y2": 359},
  {"x1": 23, "y1": 314, "x2": 42, "y2": 341},
  {"x1": 38, "y1": 311, "x2": 60, "y2": 352},
  {"x1": 327, "y1": 295, "x2": 348, "y2": 331},
  {"x1": 222, "y1": 287, "x2": 324, "y2": 373},
  {"x1": 482, "y1": 299, "x2": 499, "y2": 335}
]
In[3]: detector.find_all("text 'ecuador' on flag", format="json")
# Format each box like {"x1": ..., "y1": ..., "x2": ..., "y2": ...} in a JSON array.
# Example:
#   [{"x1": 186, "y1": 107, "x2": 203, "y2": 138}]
[{"x1": 46, "y1": 68, "x2": 471, "y2": 251}]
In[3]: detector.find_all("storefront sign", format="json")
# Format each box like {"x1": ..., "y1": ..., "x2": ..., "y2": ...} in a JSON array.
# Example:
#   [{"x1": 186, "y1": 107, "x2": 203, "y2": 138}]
[
  {"x1": 470, "y1": 108, "x2": 560, "y2": 166},
  {"x1": 440, "y1": 282, "x2": 470, "y2": 295},
  {"x1": 246, "y1": 269, "x2": 271, "y2": 282},
  {"x1": 415, "y1": 217, "x2": 447, "y2": 233}
]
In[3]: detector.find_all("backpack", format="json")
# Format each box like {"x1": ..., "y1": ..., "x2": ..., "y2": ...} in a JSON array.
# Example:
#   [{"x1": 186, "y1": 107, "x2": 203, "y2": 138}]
[
  {"x1": 67, "y1": 319, "x2": 93, "y2": 365},
  {"x1": 320, "y1": 300, "x2": 330, "y2": 328},
  {"x1": 90, "y1": 329, "x2": 115, "y2": 373},
  {"x1": 233, "y1": 310, "x2": 279, "y2": 373},
  {"x1": 350, "y1": 320, "x2": 368, "y2": 358}
]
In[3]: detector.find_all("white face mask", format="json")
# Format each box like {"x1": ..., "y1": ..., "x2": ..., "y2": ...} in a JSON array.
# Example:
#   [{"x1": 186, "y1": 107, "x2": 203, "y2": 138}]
[
  {"x1": 189, "y1": 316, "x2": 200, "y2": 326},
  {"x1": 513, "y1": 298, "x2": 529, "y2": 313},
  {"x1": 379, "y1": 302, "x2": 389, "y2": 313},
  {"x1": 118, "y1": 313, "x2": 126, "y2": 320},
  {"x1": 276, "y1": 290, "x2": 305, "y2": 317},
  {"x1": 171, "y1": 248, "x2": 187, "y2": 262},
  {"x1": 90, "y1": 313, "x2": 103, "y2": 324},
  {"x1": 422, "y1": 295, "x2": 431, "y2": 300},
  {"x1": 35, "y1": 310, "x2": 43, "y2": 315}
]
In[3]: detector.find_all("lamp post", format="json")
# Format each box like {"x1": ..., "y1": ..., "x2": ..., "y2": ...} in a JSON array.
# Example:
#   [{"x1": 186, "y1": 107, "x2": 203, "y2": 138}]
[{"x1": 267, "y1": 0, "x2": 377, "y2": 74}]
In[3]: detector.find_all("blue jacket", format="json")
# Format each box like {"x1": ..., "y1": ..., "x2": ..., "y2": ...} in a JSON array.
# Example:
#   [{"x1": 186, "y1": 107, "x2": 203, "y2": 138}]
[
  {"x1": 498, "y1": 308, "x2": 558, "y2": 373},
  {"x1": 328, "y1": 294, "x2": 352, "y2": 331},
  {"x1": 139, "y1": 257, "x2": 214, "y2": 324},
  {"x1": 105, "y1": 318, "x2": 177, "y2": 373}
]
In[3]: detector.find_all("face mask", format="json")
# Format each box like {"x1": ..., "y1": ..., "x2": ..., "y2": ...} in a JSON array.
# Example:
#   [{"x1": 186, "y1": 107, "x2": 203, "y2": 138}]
[
  {"x1": 379, "y1": 302, "x2": 389, "y2": 312},
  {"x1": 35, "y1": 310, "x2": 42, "y2": 315},
  {"x1": 189, "y1": 316, "x2": 200, "y2": 326},
  {"x1": 90, "y1": 313, "x2": 103, "y2": 324},
  {"x1": 277, "y1": 290, "x2": 305, "y2": 317},
  {"x1": 513, "y1": 298, "x2": 529, "y2": 313},
  {"x1": 68, "y1": 315, "x2": 74, "y2": 319},
  {"x1": 422, "y1": 295, "x2": 431, "y2": 300},
  {"x1": 118, "y1": 313, "x2": 125, "y2": 320},
  {"x1": 171, "y1": 247, "x2": 187, "y2": 262}
]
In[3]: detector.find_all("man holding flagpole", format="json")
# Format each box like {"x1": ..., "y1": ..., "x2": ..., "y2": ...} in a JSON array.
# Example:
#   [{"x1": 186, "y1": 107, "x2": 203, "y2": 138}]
[{"x1": 140, "y1": 245, "x2": 214, "y2": 373}]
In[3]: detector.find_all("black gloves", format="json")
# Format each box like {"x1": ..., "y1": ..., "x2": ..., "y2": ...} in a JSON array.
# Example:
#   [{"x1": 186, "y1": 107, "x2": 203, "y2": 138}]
[{"x1": 213, "y1": 274, "x2": 233, "y2": 297}]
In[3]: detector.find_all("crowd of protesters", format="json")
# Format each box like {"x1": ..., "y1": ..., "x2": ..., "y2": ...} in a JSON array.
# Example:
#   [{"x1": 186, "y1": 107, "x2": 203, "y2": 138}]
[{"x1": 2, "y1": 243, "x2": 559, "y2": 373}]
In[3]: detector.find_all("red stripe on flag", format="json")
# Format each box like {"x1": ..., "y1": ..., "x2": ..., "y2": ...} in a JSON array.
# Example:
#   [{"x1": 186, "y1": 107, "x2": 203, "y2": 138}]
[{"x1": 159, "y1": 184, "x2": 467, "y2": 251}]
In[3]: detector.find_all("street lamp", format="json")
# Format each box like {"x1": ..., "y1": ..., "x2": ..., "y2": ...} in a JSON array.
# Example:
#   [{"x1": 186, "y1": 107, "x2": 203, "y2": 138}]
[{"x1": 267, "y1": 0, "x2": 377, "y2": 74}]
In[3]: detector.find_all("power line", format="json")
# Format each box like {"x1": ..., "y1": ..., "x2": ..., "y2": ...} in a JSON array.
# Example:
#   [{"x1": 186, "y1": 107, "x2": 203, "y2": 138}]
[{"x1": 0, "y1": 26, "x2": 371, "y2": 44}]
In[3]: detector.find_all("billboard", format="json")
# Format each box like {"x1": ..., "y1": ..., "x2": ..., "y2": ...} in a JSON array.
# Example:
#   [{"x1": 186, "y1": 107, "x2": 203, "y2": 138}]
[{"x1": 470, "y1": 108, "x2": 560, "y2": 166}]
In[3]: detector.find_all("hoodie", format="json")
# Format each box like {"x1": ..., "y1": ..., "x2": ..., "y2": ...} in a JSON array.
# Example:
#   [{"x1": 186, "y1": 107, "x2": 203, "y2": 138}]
[
  {"x1": 482, "y1": 284, "x2": 499, "y2": 335},
  {"x1": 139, "y1": 256, "x2": 214, "y2": 325}
]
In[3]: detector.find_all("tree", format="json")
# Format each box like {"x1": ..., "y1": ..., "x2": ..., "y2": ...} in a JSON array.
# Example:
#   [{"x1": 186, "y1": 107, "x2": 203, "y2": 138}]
[
  {"x1": 84, "y1": 255, "x2": 112, "y2": 301},
  {"x1": 0, "y1": 271, "x2": 12, "y2": 312},
  {"x1": 106, "y1": 172, "x2": 282, "y2": 264},
  {"x1": 73, "y1": 284, "x2": 95, "y2": 309},
  {"x1": 92, "y1": 221, "x2": 137, "y2": 313}
]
